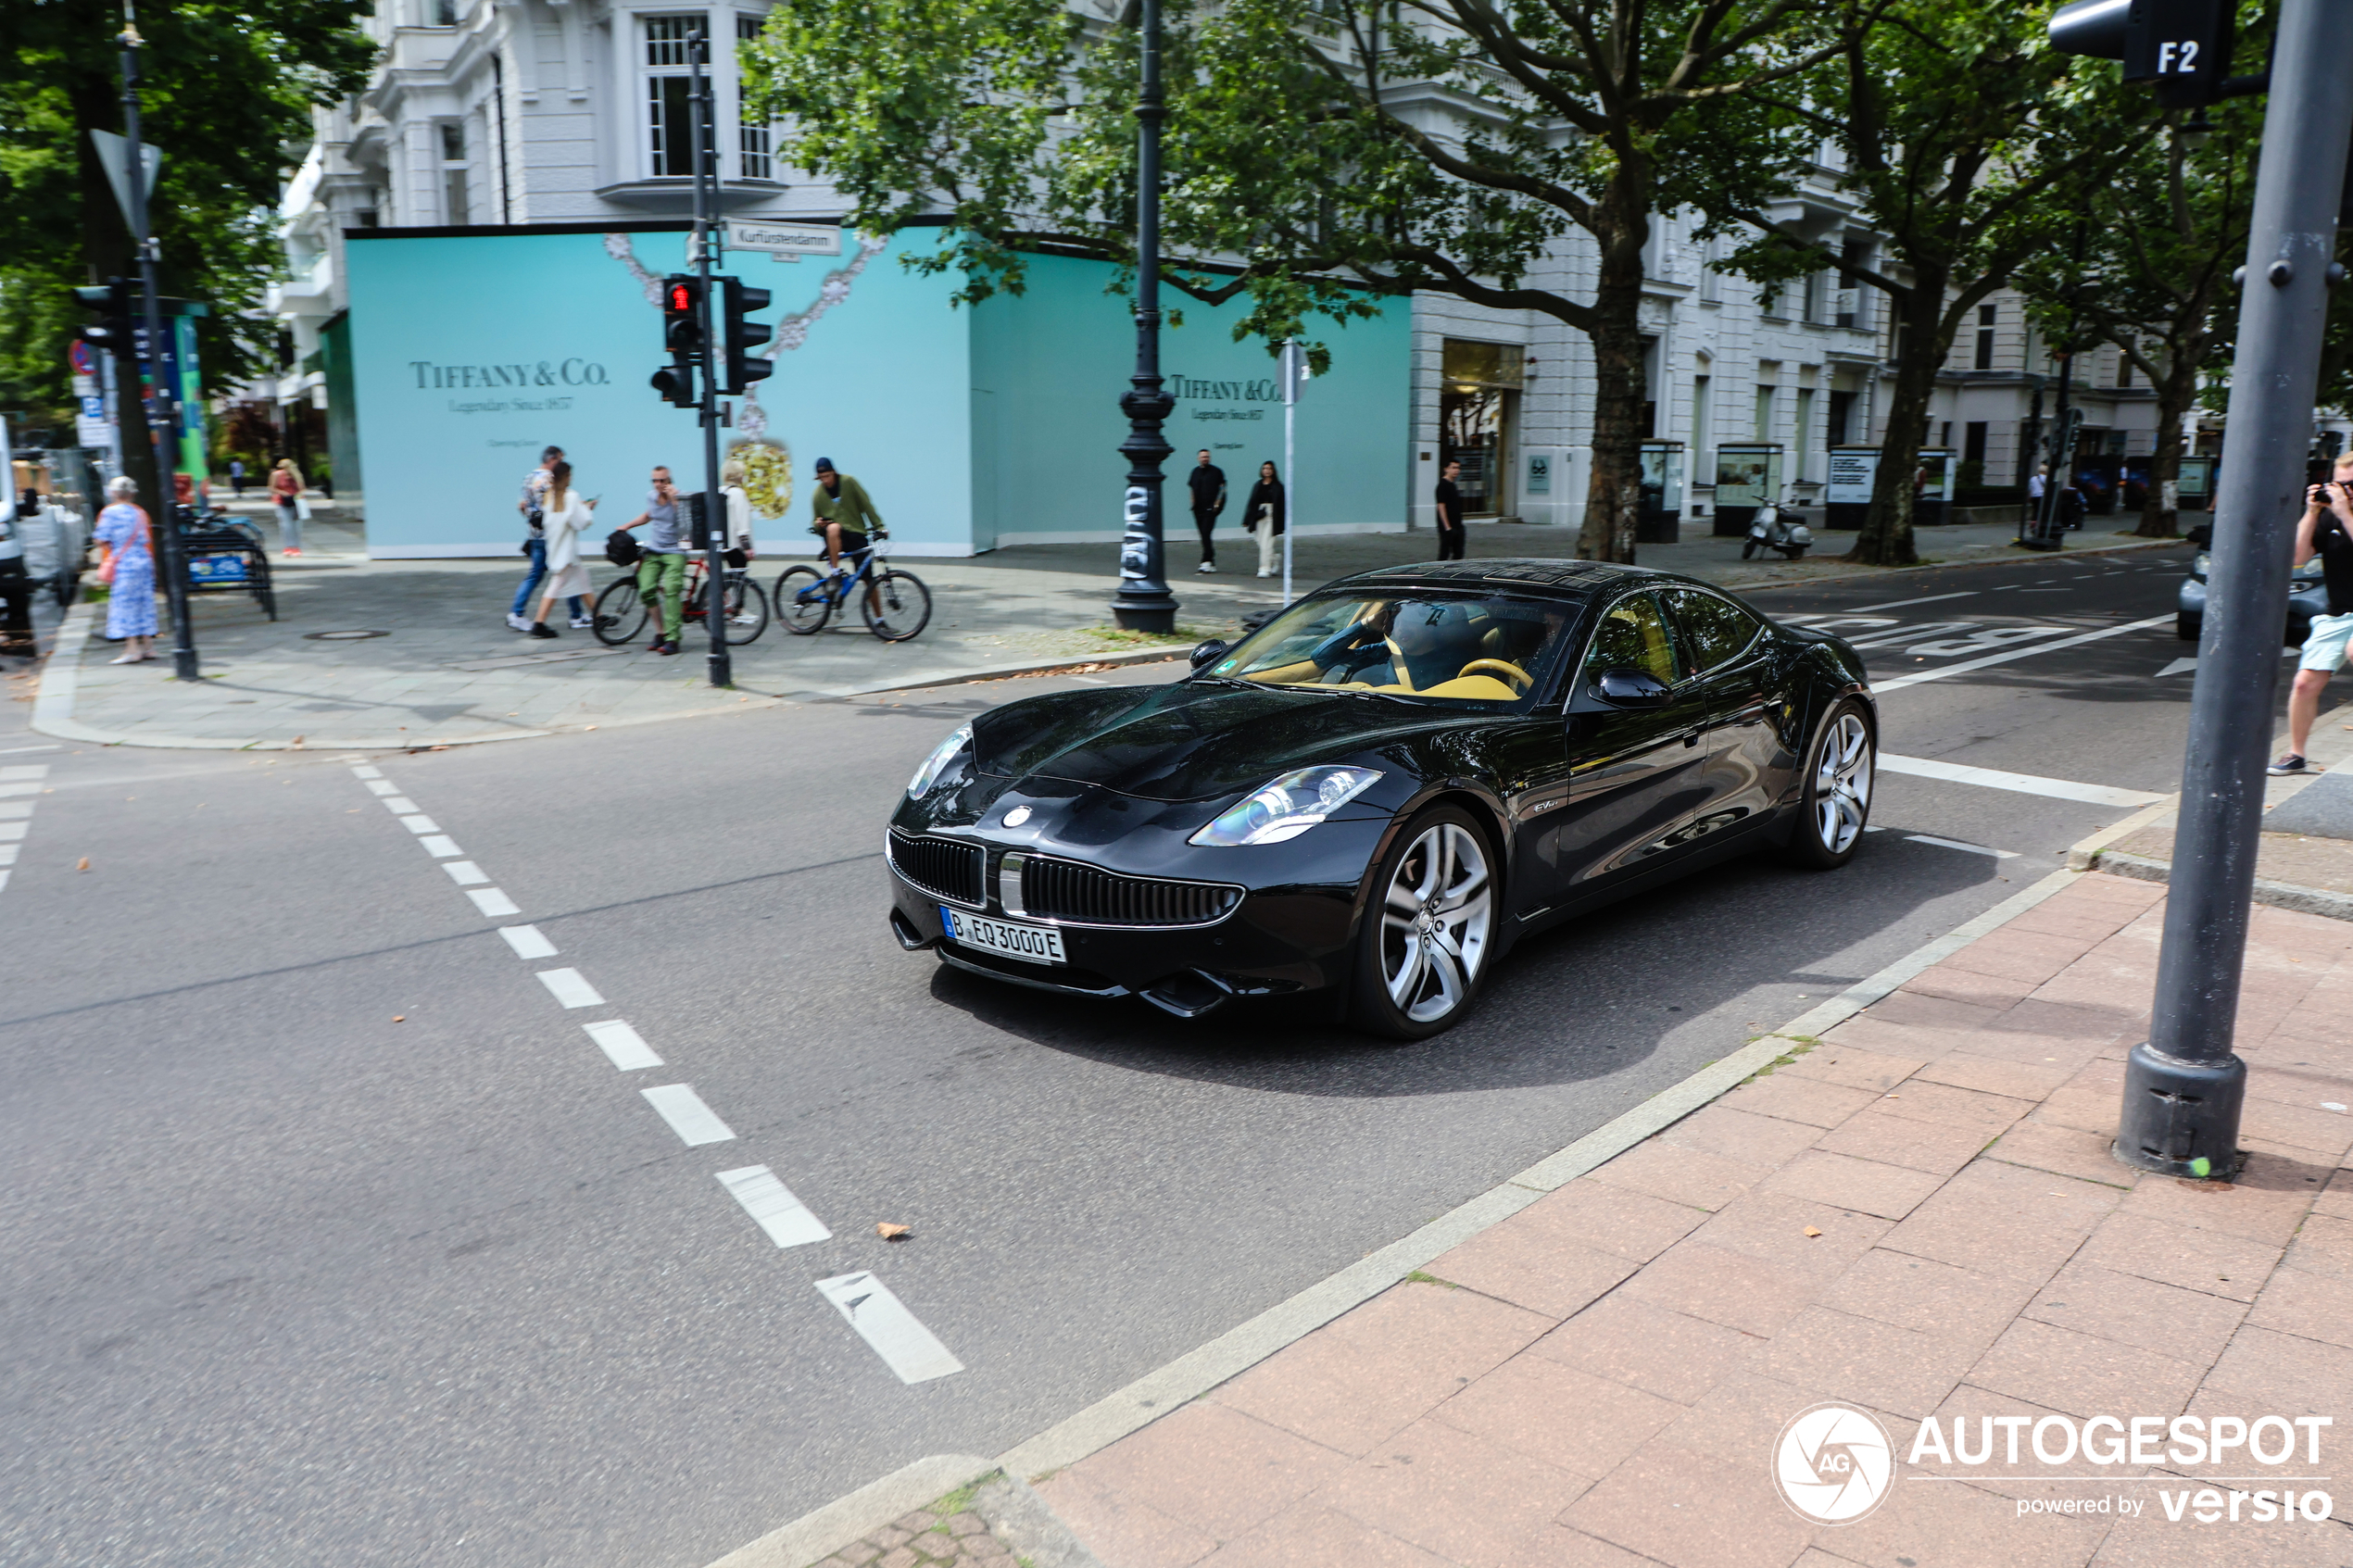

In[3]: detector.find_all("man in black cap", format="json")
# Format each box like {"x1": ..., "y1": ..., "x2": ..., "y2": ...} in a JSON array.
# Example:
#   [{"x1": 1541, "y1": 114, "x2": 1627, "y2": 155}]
[
  {"x1": 1186, "y1": 448, "x2": 1227, "y2": 573},
  {"x1": 811, "y1": 457, "x2": 885, "y2": 613}
]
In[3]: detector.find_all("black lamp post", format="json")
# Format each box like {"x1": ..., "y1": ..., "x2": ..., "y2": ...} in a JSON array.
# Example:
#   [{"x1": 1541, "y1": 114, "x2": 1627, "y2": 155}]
[{"x1": 1110, "y1": 0, "x2": 1177, "y2": 633}]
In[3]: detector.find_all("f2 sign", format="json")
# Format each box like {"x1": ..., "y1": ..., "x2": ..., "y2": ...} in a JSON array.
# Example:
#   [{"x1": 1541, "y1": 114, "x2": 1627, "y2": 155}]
[{"x1": 2051, "y1": 0, "x2": 2233, "y2": 108}]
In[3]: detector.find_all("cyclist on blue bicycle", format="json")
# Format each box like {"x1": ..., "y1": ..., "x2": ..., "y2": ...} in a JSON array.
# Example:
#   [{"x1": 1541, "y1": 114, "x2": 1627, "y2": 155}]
[{"x1": 811, "y1": 457, "x2": 884, "y2": 615}]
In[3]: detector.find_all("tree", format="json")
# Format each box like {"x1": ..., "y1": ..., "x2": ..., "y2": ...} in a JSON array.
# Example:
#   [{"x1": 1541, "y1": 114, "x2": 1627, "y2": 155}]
[
  {"x1": 745, "y1": 0, "x2": 1843, "y2": 561},
  {"x1": 2014, "y1": 97, "x2": 2255, "y2": 539},
  {"x1": 1718, "y1": 0, "x2": 2125, "y2": 563},
  {"x1": 0, "y1": 0, "x2": 372, "y2": 424}
]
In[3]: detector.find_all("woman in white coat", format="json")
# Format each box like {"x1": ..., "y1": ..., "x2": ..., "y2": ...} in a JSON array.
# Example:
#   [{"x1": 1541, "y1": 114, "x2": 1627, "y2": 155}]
[{"x1": 527, "y1": 461, "x2": 596, "y2": 637}]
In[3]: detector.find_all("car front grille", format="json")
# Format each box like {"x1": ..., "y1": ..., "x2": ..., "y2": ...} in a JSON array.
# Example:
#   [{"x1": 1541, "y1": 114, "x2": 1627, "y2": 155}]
[
  {"x1": 888, "y1": 832, "x2": 986, "y2": 908},
  {"x1": 1019, "y1": 856, "x2": 1241, "y2": 929}
]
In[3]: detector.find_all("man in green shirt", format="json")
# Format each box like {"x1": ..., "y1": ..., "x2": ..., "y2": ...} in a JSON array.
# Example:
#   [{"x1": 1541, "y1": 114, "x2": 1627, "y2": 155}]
[{"x1": 811, "y1": 457, "x2": 884, "y2": 615}]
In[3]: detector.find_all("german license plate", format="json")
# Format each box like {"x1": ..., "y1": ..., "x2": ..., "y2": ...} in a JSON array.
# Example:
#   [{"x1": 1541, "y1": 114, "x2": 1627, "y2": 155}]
[{"x1": 941, "y1": 906, "x2": 1065, "y2": 965}]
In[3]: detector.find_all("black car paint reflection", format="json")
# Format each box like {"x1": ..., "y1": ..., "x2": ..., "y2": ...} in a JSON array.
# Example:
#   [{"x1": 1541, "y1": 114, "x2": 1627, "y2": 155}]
[{"x1": 887, "y1": 559, "x2": 1873, "y2": 1030}]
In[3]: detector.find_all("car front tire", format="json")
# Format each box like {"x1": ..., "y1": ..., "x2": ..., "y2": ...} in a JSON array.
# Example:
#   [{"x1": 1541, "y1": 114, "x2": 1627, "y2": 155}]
[
  {"x1": 1349, "y1": 806, "x2": 1497, "y2": 1039},
  {"x1": 1784, "y1": 701, "x2": 1874, "y2": 870}
]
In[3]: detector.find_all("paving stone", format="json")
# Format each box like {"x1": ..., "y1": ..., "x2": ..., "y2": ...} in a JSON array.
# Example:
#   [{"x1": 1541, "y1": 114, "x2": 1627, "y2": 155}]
[
  {"x1": 1528, "y1": 1294, "x2": 1766, "y2": 1404},
  {"x1": 2245, "y1": 1263, "x2": 2353, "y2": 1350},
  {"x1": 1904, "y1": 965, "x2": 2044, "y2": 1009},
  {"x1": 2076, "y1": 1212, "x2": 2284, "y2": 1301},
  {"x1": 1811, "y1": 1110, "x2": 1994, "y2": 1177},
  {"x1": 1906, "y1": 1052, "x2": 2076, "y2": 1102},
  {"x1": 1506, "y1": 1180, "x2": 1709, "y2": 1265},
  {"x1": 1877, "y1": 1160, "x2": 2120, "y2": 1283},
  {"x1": 1772, "y1": 1043, "x2": 1929, "y2": 1092},
  {"x1": 1762, "y1": 1303, "x2": 1984, "y2": 1418},
  {"x1": 1029, "y1": 1470, "x2": 1214, "y2": 1568},
  {"x1": 1586, "y1": 1138, "x2": 1772, "y2": 1211},
  {"x1": 2020, "y1": 1259, "x2": 2247, "y2": 1363},
  {"x1": 1717, "y1": 1073, "x2": 1883, "y2": 1129},
  {"x1": 1760, "y1": 1149, "x2": 1945, "y2": 1220},
  {"x1": 2114, "y1": 1149, "x2": 2324, "y2": 1248},
  {"x1": 1865, "y1": 1078, "x2": 2036, "y2": 1135},
  {"x1": 1561, "y1": 1437, "x2": 1816, "y2": 1568},
  {"x1": 1318, "y1": 1411, "x2": 1598, "y2": 1564},
  {"x1": 1982, "y1": 1120, "x2": 2138, "y2": 1187},
  {"x1": 1068, "y1": 1399, "x2": 1350, "y2": 1539},
  {"x1": 1816, "y1": 1467, "x2": 2108, "y2": 1568},
  {"x1": 1430, "y1": 1352, "x2": 1680, "y2": 1476},
  {"x1": 1966, "y1": 1317, "x2": 2207, "y2": 1420},
  {"x1": 1817, "y1": 1248, "x2": 2036, "y2": 1348},
  {"x1": 1659, "y1": 1103, "x2": 1837, "y2": 1166},
  {"x1": 1617, "y1": 1243, "x2": 1824, "y2": 1337},
  {"x1": 1426, "y1": 1229, "x2": 1639, "y2": 1320},
  {"x1": 1187, "y1": 1501, "x2": 1453, "y2": 1567},
  {"x1": 2280, "y1": 1210, "x2": 2353, "y2": 1278}
]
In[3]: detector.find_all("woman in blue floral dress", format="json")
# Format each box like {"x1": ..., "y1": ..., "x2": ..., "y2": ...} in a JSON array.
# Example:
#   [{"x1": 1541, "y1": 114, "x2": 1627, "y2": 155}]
[{"x1": 94, "y1": 475, "x2": 158, "y2": 662}]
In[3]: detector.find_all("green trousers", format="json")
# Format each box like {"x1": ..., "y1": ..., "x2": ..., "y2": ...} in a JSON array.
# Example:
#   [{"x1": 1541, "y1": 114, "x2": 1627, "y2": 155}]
[{"x1": 637, "y1": 551, "x2": 686, "y2": 639}]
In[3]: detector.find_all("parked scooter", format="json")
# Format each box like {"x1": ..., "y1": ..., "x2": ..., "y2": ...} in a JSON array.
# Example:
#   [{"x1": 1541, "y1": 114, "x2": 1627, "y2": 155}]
[{"x1": 1741, "y1": 490, "x2": 1812, "y2": 559}]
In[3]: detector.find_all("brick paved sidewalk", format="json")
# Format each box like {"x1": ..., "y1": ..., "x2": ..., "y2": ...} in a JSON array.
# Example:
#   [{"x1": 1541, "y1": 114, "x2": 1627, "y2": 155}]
[{"x1": 1029, "y1": 873, "x2": 2353, "y2": 1567}]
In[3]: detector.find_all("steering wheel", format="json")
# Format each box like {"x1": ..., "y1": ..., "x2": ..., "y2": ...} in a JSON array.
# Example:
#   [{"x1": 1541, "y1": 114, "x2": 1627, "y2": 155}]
[{"x1": 1455, "y1": 658, "x2": 1532, "y2": 692}]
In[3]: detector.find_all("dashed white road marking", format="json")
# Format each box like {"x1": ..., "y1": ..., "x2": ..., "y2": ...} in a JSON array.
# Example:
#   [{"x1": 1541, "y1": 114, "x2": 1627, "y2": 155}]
[
  {"x1": 0, "y1": 764, "x2": 46, "y2": 897},
  {"x1": 0, "y1": 765, "x2": 51, "y2": 781},
  {"x1": 467, "y1": 888, "x2": 522, "y2": 918},
  {"x1": 0, "y1": 781, "x2": 42, "y2": 798},
  {"x1": 2158, "y1": 657, "x2": 2198, "y2": 678},
  {"x1": 1905, "y1": 834, "x2": 2020, "y2": 859},
  {"x1": 0, "y1": 822, "x2": 27, "y2": 841},
  {"x1": 418, "y1": 834, "x2": 463, "y2": 858},
  {"x1": 717, "y1": 1166, "x2": 833, "y2": 1248},
  {"x1": 641, "y1": 1083, "x2": 736, "y2": 1146},
  {"x1": 443, "y1": 859, "x2": 491, "y2": 885},
  {"x1": 1871, "y1": 613, "x2": 2176, "y2": 693},
  {"x1": 350, "y1": 764, "x2": 384, "y2": 779},
  {"x1": 0, "y1": 846, "x2": 18, "y2": 866},
  {"x1": 584, "y1": 1020, "x2": 663, "y2": 1070},
  {"x1": 536, "y1": 967, "x2": 605, "y2": 1008},
  {"x1": 0, "y1": 745, "x2": 61, "y2": 756},
  {"x1": 363, "y1": 779, "x2": 398, "y2": 797},
  {"x1": 1837, "y1": 590, "x2": 1981, "y2": 613},
  {"x1": 815, "y1": 1273, "x2": 963, "y2": 1384},
  {"x1": 382, "y1": 796, "x2": 420, "y2": 813},
  {"x1": 498, "y1": 924, "x2": 559, "y2": 960},
  {"x1": 1880, "y1": 753, "x2": 2164, "y2": 808},
  {"x1": 397, "y1": 813, "x2": 441, "y2": 834}
]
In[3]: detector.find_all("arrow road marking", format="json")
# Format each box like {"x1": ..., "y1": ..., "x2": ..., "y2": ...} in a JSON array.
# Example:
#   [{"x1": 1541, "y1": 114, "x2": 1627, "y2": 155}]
[
  {"x1": 815, "y1": 1272, "x2": 964, "y2": 1384},
  {"x1": 1879, "y1": 754, "x2": 2165, "y2": 808}
]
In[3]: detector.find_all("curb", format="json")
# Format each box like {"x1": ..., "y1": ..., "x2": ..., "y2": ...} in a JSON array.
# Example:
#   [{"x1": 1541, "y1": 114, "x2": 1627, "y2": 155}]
[
  {"x1": 700, "y1": 1460, "x2": 1108, "y2": 1568},
  {"x1": 717, "y1": 865, "x2": 2090, "y2": 1567},
  {"x1": 2088, "y1": 845, "x2": 2353, "y2": 922}
]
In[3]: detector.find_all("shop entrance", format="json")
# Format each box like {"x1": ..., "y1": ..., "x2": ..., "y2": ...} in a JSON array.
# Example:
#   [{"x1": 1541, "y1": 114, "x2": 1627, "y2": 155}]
[{"x1": 1441, "y1": 339, "x2": 1523, "y2": 518}]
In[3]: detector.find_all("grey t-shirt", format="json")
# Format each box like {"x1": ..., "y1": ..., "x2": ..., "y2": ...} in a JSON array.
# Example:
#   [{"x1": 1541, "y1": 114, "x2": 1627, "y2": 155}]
[{"x1": 643, "y1": 491, "x2": 683, "y2": 552}]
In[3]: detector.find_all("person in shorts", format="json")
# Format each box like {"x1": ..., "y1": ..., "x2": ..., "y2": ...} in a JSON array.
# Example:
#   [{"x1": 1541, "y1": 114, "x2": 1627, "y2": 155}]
[{"x1": 2272, "y1": 453, "x2": 2353, "y2": 773}]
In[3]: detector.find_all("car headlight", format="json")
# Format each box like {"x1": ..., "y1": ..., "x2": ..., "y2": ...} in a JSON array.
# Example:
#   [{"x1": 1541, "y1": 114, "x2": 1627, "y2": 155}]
[
  {"x1": 907, "y1": 722, "x2": 973, "y2": 799},
  {"x1": 1189, "y1": 766, "x2": 1383, "y2": 847},
  {"x1": 2192, "y1": 552, "x2": 2210, "y2": 581}
]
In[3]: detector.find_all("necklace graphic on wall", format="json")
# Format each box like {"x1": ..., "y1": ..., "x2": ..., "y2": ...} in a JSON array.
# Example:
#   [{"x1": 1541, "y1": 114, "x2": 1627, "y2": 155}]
[{"x1": 601, "y1": 229, "x2": 889, "y2": 521}]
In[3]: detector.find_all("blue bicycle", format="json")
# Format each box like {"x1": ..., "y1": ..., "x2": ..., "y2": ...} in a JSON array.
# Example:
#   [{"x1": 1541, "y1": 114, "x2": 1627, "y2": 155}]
[{"x1": 774, "y1": 536, "x2": 932, "y2": 641}]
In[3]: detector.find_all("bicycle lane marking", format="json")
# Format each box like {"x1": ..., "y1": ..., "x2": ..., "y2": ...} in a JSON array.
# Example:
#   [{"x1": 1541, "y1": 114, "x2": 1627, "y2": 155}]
[
  {"x1": 339, "y1": 758, "x2": 950, "y2": 1376},
  {"x1": 0, "y1": 762, "x2": 53, "y2": 892}
]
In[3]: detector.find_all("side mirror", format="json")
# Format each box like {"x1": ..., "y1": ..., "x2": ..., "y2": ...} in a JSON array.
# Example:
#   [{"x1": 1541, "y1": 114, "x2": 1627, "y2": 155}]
[
  {"x1": 1189, "y1": 638, "x2": 1230, "y2": 671},
  {"x1": 1593, "y1": 667, "x2": 1672, "y2": 708}
]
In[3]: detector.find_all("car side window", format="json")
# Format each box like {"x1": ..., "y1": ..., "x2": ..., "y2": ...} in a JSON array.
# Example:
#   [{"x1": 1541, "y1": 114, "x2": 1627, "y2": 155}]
[
  {"x1": 1582, "y1": 593, "x2": 1680, "y2": 687},
  {"x1": 1664, "y1": 588, "x2": 1761, "y2": 674}
]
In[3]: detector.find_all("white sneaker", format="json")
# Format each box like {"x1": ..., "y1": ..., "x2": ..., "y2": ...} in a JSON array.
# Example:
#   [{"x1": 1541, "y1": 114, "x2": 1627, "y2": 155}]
[
  {"x1": 570, "y1": 616, "x2": 594, "y2": 629},
  {"x1": 506, "y1": 613, "x2": 531, "y2": 632},
  {"x1": 1257, "y1": 570, "x2": 1273, "y2": 578},
  {"x1": 1196, "y1": 561, "x2": 1216, "y2": 574}
]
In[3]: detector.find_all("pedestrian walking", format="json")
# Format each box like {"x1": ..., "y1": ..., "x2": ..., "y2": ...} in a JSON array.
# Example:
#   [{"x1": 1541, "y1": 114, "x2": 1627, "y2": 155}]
[
  {"x1": 1434, "y1": 458, "x2": 1466, "y2": 560},
  {"x1": 268, "y1": 458, "x2": 305, "y2": 558},
  {"x1": 623, "y1": 466, "x2": 687, "y2": 655},
  {"x1": 2272, "y1": 456, "x2": 2353, "y2": 774},
  {"x1": 722, "y1": 459, "x2": 758, "y2": 560},
  {"x1": 93, "y1": 475, "x2": 157, "y2": 664},
  {"x1": 1187, "y1": 448, "x2": 1227, "y2": 573},
  {"x1": 1243, "y1": 460, "x2": 1285, "y2": 579},
  {"x1": 228, "y1": 458, "x2": 245, "y2": 498},
  {"x1": 0, "y1": 500, "x2": 31, "y2": 657},
  {"x1": 508, "y1": 445, "x2": 588, "y2": 632},
  {"x1": 810, "y1": 457, "x2": 886, "y2": 618},
  {"x1": 525, "y1": 461, "x2": 596, "y2": 639}
]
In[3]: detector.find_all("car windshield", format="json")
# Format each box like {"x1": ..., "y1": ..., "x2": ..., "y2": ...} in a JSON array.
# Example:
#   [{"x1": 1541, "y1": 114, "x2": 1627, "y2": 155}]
[{"x1": 1204, "y1": 591, "x2": 1577, "y2": 706}]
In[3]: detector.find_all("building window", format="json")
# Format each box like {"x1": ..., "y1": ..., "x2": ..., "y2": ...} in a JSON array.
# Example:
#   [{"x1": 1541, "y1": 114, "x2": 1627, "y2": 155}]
[
  {"x1": 438, "y1": 121, "x2": 470, "y2": 224},
  {"x1": 2118, "y1": 346, "x2": 2133, "y2": 388},
  {"x1": 1698, "y1": 234, "x2": 1720, "y2": 304},
  {"x1": 1973, "y1": 304, "x2": 1996, "y2": 371},
  {"x1": 646, "y1": 15, "x2": 700, "y2": 178},
  {"x1": 1827, "y1": 389, "x2": 1855, "y2": 446},
  {"x1": 1439, "y1": 339, "x2": 1524, "y2": 518},
  {"x1": 1802, "y1": 270, "x2": 1826, "y2": 325},
  {"x1": 1794, "y1": 387, "x2": 1816, "y2": 481},
  {"x1": 1753, "y1": 383, "x2": 1775, "y2": 442},
  {"x1": 736, "y1": 14, "x2": 773, "y2": 180},
  {"x1": 1692, "y1": 375, "x2": 1713, "y2": 476},
  {"x1": 1938, "y1": 420, "x2": 1953, "y2": 448},
  {"x1": 1964, "y1": 420, "x2": 1989, "y2": 482},
  {"x1": 434, "y1": 0, "x2": 458, "y2": 24}
]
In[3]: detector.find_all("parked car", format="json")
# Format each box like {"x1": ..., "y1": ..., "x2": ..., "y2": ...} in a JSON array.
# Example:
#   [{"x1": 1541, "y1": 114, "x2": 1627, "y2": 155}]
[
  {"x1": 2177, "y1": 524, "x2": 2328, "y2": 643},
  {"x1": 885, "y1": 559, "x2": 1878, "y2": 1037}
]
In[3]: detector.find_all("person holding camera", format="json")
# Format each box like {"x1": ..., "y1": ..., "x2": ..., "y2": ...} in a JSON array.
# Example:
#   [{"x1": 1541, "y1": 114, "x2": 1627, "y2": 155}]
[{"x1": 2271, "y1": 453, "x2": 2353, "y2": 774}]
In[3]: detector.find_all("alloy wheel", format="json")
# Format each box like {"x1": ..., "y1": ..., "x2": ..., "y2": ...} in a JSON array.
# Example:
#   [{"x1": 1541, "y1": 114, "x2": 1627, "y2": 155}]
[
  {"x1": 1813, "y1": 711, "x2": 1873, "y2": 854},
  {"x1": 1379, "y1": 822, "x2": 1492, "y2": 1024}
]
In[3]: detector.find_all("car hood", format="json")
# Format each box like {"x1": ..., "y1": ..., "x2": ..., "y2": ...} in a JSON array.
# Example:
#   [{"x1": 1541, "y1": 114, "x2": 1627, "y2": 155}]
[{"x1": 973, "y1": 681, "x2": 1462, "y2": 803}]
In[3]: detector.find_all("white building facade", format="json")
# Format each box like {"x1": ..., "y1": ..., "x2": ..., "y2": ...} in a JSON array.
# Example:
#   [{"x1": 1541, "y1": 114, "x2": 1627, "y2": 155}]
[{"x1": 272, "y1": 0, "x2": 2161, "y2": 534}]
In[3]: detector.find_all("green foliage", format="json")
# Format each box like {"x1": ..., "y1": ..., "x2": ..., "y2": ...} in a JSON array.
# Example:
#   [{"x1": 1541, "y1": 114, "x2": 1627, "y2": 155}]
[{"x1": 0, "y1": 0, "x2": 372, "y2": 420}]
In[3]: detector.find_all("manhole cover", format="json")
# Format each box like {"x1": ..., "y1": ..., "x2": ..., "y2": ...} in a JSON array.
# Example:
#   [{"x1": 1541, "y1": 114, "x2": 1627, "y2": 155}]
[{"x1": 303, "y1": 630, "x2": 391, "y2": 642}]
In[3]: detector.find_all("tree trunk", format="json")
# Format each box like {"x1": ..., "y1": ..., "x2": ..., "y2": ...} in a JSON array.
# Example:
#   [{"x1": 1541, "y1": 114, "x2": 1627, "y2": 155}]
[
  {"x1": 2138, "y1": 340, "x2": 2202, "y2": 539},
  {"x1": 1849, "y1": 279, "x2": 1948, "y2": 566},
  {"x1": 1577, "y1": 165, "x2": 1654, "y2": 563}
]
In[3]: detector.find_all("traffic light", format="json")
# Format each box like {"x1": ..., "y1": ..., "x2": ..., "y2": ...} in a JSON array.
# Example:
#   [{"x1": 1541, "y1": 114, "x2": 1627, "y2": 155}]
[
  {"x1": 651, "y1": 274, "x2": 703, "y2": 408},
  {"x1": 715, "y1": 276, "x2": 774, "y2": 395},
  {"x1": 70, "y1": 277, "x2": 135, "y2": 357},
  {"x1": 2049, "y1": 0, "x2": 2235, "y2": 108}
]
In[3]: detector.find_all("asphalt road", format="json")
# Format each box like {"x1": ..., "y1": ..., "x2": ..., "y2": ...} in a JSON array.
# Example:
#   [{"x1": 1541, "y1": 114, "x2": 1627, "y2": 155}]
[{"x1": 1, "y1": 535, "x2": 2326, "y2": 1568}]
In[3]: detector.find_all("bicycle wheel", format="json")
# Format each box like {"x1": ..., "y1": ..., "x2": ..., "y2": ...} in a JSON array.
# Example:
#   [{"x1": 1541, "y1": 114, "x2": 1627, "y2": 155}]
[
  {"x1": 723, "y1": 575, "x2": 769, "y2": 645},
  {"x1": 863, "y1": 568, "x2": 933, "y2": 642},
  {"x1": 776, "y1": 564, "x2": 834, "y2": 635},
  {"x1": 592, "y1": 576, "x2": 648, "y2": 646}
]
